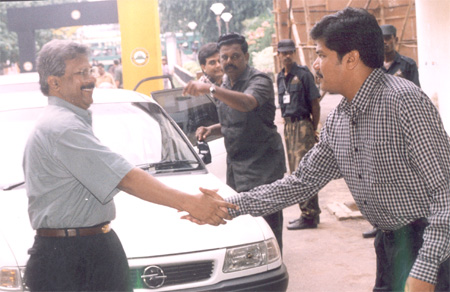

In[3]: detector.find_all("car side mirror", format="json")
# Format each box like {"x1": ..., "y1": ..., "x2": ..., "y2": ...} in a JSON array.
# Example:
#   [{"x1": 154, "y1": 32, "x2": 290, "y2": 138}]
[{"x1": 197, "y1": 140, "x2": 211, "y2": 165}]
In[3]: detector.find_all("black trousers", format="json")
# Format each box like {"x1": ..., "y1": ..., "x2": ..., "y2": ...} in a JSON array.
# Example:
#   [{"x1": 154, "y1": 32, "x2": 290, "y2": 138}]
[
  {"x1": 263, "y1": 210, "x2": 284, "y2": 254},
  {"x1": 373, "y1": 218, "x2": 450, "y2": 292},
  {"x1": 25, "y1": 229, "x2": 131, "y2": 292}
]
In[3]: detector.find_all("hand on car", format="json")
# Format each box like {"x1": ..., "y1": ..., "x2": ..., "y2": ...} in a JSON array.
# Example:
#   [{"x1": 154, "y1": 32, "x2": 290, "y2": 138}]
[
  {"x1": 182, "y1": 187, "x2": 238, "y2": 225},
  {"x1": 182, "y1": 81, "x2": 209, "y2": 97},
  {"x1": 196, "y1": 126, "x2": 211, "y2": 141}
]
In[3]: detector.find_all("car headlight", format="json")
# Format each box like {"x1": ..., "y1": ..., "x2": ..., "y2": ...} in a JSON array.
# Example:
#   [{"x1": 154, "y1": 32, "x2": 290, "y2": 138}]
[
  {"x1": 223, "y1": 238, "x2": 281, "y2": 273},
  {"x1": 0, "y1": 267, "x2": 25, "y2": 290}
]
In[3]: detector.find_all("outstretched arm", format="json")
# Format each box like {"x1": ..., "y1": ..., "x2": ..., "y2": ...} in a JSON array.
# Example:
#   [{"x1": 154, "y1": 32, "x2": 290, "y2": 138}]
[
  {"x1": 183, "y1": 81, "x2": 258, "y2": 112},
  {"x1": 119, "y1": 168, "x2": 238, "y2": 226}
]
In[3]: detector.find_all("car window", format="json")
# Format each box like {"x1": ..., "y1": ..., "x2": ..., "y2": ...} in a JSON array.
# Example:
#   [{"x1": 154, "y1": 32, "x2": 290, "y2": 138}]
[
  {"x1": 0, "y1": 101, "x2": 205, "y2": 190},
  {"x1": 152, "y1": 89, "x2": 223, "y2": 146}
]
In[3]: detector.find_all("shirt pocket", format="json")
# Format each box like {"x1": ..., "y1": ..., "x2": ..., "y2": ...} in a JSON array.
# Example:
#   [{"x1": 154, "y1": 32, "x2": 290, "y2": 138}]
[
  {"x1": 365, "y1": 139, "x2": 398, "y2": 184},
  {"x1": 289, "y1": 82, "x2": 303, "y2": 93}
]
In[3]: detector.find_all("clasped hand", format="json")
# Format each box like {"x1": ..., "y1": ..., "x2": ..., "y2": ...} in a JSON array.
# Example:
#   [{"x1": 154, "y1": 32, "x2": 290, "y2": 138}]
[{"x1": 182, "y1": 187, "x2": 237, "y2": 226}]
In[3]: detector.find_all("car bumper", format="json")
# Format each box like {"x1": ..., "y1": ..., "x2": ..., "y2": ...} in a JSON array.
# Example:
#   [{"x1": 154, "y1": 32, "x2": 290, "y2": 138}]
[{"x1": 172, "y1": 264, "x2": 289, "y2": 292}]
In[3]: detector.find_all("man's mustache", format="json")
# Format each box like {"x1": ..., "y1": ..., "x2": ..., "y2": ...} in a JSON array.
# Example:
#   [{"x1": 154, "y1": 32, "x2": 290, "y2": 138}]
[
  {"x1": 224, "y1": 64, "x2": 238, "y2": 71},
  {"x1": 81, "y1": 83, "x2": 95, "y2": 90}
]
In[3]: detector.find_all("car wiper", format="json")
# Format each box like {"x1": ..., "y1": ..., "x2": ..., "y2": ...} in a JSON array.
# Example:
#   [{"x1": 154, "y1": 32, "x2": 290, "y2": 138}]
[
  {"x1": 2, "y1": 181, "x2": 25, "y2": 191},
  {"x1": 137, "y1": 160, "x2": 200, "y2": 173}
]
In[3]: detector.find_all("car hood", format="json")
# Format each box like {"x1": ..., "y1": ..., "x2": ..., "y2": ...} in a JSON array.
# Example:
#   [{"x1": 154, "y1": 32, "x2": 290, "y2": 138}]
[
  {"x1": 0, "y1": 188, "x2": 35, "y2": 267},
  {"x1": 0, "y1": 173, "x2": 270, "y2": 265},
  {"x1": 113, "y1": 173, "x2": 269, "y2": 259}
]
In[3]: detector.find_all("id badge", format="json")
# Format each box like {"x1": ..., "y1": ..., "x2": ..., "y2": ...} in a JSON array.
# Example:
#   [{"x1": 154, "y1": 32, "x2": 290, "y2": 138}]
[{"x1": 283, "y1": 92, "x2": 291, "y2": 104}]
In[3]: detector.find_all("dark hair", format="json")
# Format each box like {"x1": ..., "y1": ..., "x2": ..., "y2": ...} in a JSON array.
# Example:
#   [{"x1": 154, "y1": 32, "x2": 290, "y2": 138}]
[
  {"x1": 97, "y1": 63, "x2": 105, "y2": 68},
  {"x1": 198, "y1": 43, "x2": 219, "y2": 65},
  {"x1": 310, "y1": 7, "x2": 384, "y2": 69},
  {"x1": 217, "y1": 32, "x2": 248, "y2": 54},
  {"x1": 36, "y1": 39, "x2": 90, "y2": 96}
]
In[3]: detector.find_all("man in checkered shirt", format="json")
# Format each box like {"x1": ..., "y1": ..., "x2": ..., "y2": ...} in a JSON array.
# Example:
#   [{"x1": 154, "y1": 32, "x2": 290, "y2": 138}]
[{"x1": 193, "y1": 7, "x2": 450, "y2": 292}]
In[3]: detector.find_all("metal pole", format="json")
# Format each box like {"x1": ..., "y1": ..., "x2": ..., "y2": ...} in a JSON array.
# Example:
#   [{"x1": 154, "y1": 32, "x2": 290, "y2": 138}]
[{"x1": 216, "y1": 15, "x2": 222, "y2": 36}]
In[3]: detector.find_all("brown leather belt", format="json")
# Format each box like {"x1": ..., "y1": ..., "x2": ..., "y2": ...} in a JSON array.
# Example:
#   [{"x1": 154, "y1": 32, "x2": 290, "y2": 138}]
[{"x1": 36, "y1": 222, "x2": 111, "y2": 237}]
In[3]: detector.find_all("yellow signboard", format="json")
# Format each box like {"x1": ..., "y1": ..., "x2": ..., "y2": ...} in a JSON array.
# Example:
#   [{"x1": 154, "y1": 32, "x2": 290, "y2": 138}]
[{"x1": 117, "y1": 0, "x2": 163, "y2": 94}]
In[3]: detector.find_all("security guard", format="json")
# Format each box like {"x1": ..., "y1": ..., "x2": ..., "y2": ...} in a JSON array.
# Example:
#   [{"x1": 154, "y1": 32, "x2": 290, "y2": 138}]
[
  {"x1": 380, "y1": 24, "x2": 420, "y2": 87},
  {"x1": 276, "y1": 39, "x2": 322, "y2": 230}
]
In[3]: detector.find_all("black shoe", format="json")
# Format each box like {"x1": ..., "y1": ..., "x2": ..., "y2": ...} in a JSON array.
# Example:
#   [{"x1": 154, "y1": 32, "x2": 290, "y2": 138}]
[
  {"x1": 287, "y1": 217, "x2": 319, "y2": 230},
  {"x1": 289, "y1": 216, "x2": 320, "y2": 224},
  {"x1": 288, "y1": 218, "x2": 300, "y2": 224},
  {"x1": 362, "y1": 227, "x2": 378, "y2": 238}
]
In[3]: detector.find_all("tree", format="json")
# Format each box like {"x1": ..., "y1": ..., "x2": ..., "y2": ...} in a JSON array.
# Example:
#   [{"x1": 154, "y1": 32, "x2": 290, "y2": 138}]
[
  {"x1": 0, "y1": 0, "x2": 84, "y2": 72},
  {"x1": 158, "y1": 0, "x2": 272, "y2": 43}
]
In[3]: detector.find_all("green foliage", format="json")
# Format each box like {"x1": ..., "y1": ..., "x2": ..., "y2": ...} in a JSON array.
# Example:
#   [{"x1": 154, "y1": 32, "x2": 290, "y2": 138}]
[
  {"x1": 0, "y1": 0, "x2": 84, "y2": 67},
  {"x1": 251, "y1": 46, "x2": 275, "y2": 75},
  {"x1": 158, "y1": 0, "x2": 272, "y2": 43},
  {"x1": 182, "y1": 60, "x2": 201, "y2": 77},
  {"x1": 243, "y1": 12, "x2": 274, "y2": 55}
]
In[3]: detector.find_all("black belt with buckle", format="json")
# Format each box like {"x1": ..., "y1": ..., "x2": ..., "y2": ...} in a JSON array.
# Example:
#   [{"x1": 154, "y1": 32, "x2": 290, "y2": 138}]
[{"x1": 380, "y1": 218, "x2": 428, "y2": 238}]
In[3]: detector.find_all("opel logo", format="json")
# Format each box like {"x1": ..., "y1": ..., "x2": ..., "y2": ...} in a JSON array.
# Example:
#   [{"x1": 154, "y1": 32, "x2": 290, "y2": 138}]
[{"x1": 141, "y1": 265, "x2": 167, "y2": 289}]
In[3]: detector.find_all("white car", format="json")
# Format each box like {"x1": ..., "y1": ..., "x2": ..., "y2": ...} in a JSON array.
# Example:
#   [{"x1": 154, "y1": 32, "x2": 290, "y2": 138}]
[{"x1": 0, "y1": 83, "x2": 288, "y2": 291}]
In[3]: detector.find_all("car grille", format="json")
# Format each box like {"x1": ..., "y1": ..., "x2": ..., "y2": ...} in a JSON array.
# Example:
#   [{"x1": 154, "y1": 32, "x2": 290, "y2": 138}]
[{"x1": 130, "y1": 260, "x2": 214, "y2": 289}]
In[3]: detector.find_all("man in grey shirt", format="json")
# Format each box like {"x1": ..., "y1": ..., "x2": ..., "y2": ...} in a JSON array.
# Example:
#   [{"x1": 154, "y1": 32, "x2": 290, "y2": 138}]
[{"x1": 23, "y1": 39, "x2": 236, "y2": 291}]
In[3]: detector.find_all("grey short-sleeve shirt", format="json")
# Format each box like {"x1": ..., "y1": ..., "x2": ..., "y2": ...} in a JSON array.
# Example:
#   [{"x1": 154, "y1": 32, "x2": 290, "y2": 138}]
[
  {"x1": 219, "y1": 66, "x2": 286, "y2": 192},
  {"x1": 23, "y1": 96, "x2": 134, "y2": 229}
]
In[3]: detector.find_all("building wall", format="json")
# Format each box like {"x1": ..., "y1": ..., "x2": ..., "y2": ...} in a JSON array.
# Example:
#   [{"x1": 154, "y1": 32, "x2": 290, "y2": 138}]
[
  {"x1": 416, "y1": 0, "x2": 450, "y2": 131},
  {"x1": 272, "y1": 0, "x2": 418, "y2": 72}
]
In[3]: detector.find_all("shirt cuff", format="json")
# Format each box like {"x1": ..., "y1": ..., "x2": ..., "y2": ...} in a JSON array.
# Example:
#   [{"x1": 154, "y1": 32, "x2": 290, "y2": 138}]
[
  {"x1": 409, "y1": 257, "x2": 440, "y2": 285},
  {"x1": 225, "y1": 194, "x2": 245, "y2": 218}
]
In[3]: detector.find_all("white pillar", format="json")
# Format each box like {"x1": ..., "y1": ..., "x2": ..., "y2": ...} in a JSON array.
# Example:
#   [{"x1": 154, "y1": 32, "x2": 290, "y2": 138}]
[{"x1": 415, "y1": 0, "x2": 450, "y2": 131}]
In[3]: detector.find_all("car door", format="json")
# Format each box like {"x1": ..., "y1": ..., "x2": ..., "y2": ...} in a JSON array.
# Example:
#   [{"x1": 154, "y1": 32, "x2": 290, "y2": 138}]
[{"x1": 151, "y1": 88, "x2": 227, "y2": 183}]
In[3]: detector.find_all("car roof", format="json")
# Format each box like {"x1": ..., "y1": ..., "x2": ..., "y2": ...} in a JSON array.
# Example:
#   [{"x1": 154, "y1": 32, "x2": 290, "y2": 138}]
[{"x1": 0, "y1": 88, "x2": 155, "y2": 112}]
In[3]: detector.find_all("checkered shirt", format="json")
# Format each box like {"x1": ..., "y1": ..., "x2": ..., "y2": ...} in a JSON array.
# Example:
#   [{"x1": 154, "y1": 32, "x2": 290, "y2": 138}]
[{"x1": 226, "y1": 68, "x2": 450, "y2": 285}]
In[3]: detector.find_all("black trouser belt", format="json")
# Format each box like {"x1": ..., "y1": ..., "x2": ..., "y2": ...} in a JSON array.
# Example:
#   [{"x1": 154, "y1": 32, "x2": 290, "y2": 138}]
[{"x1": 379, "y1": 218, "x2": 428, "y2": 238}]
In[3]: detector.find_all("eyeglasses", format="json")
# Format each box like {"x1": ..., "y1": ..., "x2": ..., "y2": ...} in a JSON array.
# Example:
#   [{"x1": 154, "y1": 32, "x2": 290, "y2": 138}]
[{"x1": 73, "y1": 68, "x2": 94, "y2": 78}]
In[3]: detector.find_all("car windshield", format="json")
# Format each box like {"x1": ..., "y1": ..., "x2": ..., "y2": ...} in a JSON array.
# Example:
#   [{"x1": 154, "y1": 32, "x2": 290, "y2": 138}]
[
  {"x1": 0, "y1": 101, "x2": 204, "y2": 190},
  {"x1": 151, "y1": 89, "x2": 221, "y2": 146}
]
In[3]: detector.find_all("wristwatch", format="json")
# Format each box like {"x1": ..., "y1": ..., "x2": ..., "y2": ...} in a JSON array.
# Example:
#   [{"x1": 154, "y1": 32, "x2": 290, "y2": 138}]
[{"x1": 209, "y1": 84, "x2": 216, "y2": 97}]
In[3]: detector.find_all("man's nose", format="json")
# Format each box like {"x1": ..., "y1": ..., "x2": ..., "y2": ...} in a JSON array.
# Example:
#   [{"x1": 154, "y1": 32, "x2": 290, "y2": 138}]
[{"x1": 312, "y1": 57, "x2": 320, "y2": 70}]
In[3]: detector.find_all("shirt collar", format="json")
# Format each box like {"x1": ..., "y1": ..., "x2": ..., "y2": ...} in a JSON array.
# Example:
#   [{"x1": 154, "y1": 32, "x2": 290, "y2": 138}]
[
  {"x1": 337, "y1": 68, "x2": 384, "y2": 118},
  {"x1": 393, "y1": 51, "x2": 402, "y2": 64},
  {"x1": 223, "y1": 65, "x2": 251, "y2": 88},
  {"x1": 280, "y1": 62, "x2": 298, "y2": 76},
  {"x1": 48, "y1": 96, "x2": 92, "y2": 124}
]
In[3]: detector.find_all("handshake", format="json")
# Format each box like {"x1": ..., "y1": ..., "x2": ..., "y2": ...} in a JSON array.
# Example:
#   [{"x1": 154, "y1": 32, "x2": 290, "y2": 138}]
[{"x1": 181, "y1": 187, "x2": 239, "y2": 226}]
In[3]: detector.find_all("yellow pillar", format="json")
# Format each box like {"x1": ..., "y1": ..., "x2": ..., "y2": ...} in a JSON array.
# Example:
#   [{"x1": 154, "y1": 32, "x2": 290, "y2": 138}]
[{"x1": 117, "y1": 0, "x2": 163, "y2": 94}]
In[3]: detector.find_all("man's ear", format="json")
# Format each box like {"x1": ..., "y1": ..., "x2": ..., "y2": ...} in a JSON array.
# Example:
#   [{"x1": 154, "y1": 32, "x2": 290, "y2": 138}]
[
  {"x1": 47, "y1": 76, "x2": 60, "y2": 92},
  {"x1": 345, "y1": 50, "x2": 360, "y2": 70},
  {"x1": 244, "y1": 52, "x2": 250, "y2": 62}
]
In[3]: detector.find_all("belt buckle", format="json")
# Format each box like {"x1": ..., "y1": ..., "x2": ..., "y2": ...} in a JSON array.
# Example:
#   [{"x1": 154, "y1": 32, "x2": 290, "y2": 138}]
[{"x1": 101, "y1": 224, "x2": 110, "y2": 234}]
